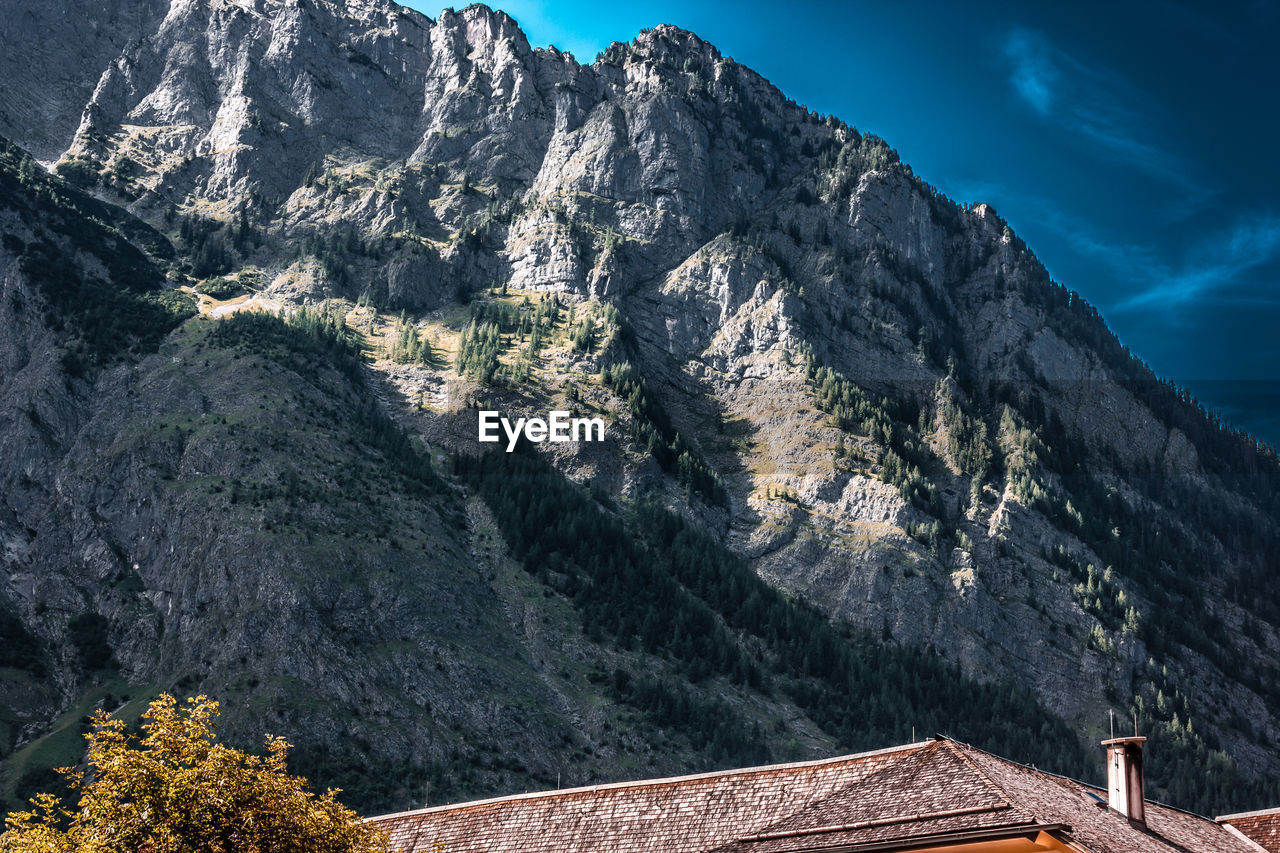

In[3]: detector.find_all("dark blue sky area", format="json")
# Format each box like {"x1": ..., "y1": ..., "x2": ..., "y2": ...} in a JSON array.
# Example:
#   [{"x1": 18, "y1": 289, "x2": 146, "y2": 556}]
[{"x1": 410, "y1": 0, "x2": 1280, "y2": 444}]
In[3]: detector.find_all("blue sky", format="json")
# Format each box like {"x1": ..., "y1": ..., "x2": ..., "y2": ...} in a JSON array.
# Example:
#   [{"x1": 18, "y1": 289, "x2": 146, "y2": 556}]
[{"x1": 408, "y1": 0, "x2": 1280, "y2": 443}]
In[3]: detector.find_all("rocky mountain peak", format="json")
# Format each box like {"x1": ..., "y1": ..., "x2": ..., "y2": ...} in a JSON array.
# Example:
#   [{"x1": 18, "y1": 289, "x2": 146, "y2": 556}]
[
  {"x1": 0, "y1": 0, "x2": 1277, "y2": 822},
  {"x1": 445, "y1": 2, "x2": 530, "y2": 51},
  {"x1": 628, "y1": 23, "x2": 723, "y2": 66}
]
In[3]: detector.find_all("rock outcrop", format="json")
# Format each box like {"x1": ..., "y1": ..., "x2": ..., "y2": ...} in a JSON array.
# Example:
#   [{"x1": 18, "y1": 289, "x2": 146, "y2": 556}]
[{"x1": 0, "y1": 0, "x2": 1277, "y2": 817}]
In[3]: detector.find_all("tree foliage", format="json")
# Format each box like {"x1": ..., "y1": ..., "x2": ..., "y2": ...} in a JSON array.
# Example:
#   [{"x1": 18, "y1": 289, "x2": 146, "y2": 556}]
[
  {"x1": 454, "y1": 444, "x2": 1093, "y2": 783},
  {"x1": 601, "y1": 362, "x2": 727, "y2": 506},
  {"x1": 1, "y1": 694, "x2": 388, "y2": 853},
  {"x1": 388, "y1": 312, "x2": 432, "y2": 365},
  {"x1": 0, "y1": 608, "x2": 44, "y2": 676},
  {"x1": 66, "y1": 613, "x2": 113, "y2": 672},
  {"x1": 455, "y1": 320, "x2": 502, "y2": 383},
  {"x1": 803, "y1": 354, "x2": 938, "y2": 514}
]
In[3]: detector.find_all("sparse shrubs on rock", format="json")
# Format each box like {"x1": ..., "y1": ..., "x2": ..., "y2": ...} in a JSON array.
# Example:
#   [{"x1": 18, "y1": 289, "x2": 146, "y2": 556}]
[
  {"x1": 803, "y1": 354, "x2": 939, "y2": 514},
  {"x1": 389, "y1": 312, "x2": 432, "y2": 365},
  {"x1": 936, "y1": 383, "x2": 992, "y2": 483}
]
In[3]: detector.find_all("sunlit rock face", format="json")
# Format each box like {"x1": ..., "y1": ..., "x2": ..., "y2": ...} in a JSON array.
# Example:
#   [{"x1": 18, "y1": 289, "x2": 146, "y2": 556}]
[{"x1": 0, "y1": 0, "x2": 1276, "y2": 815}]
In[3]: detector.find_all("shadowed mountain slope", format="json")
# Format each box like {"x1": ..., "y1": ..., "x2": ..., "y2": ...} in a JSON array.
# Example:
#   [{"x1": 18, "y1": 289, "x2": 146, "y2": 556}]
[{"x1": 0, "y1": 0, "x2": 1276, "y2": 818}]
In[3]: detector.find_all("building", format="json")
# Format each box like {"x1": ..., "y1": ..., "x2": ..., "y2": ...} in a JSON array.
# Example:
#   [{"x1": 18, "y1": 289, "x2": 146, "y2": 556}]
[
  {"x1": 369, "y1": 735, "x2": 1276, "y2": 852},
  {"x1": 1219, "y1": 807, "x2": 1280, "y2": 852}
]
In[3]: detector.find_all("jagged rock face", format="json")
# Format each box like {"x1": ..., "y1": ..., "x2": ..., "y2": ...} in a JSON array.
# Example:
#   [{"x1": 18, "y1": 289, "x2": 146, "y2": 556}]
[
  {"x1": 0, "y1": 0, "x2": 170, "y2": 162},
  {"x1": 70, "y1": 0, "x2": 574, "y2": 212},
  {"x1": 0, "y1": 207, "x2": 684, "y2": 807},
  {"x1": 50, "y1": 1, "x2": 835, "y2": 305},
  {"x1": 1, "y1": 0, "x2": 1278, "y2": 812}
]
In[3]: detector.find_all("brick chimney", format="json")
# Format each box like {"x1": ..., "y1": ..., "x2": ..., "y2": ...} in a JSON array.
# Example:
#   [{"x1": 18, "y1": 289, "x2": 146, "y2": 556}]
[{"x1": 1102, "y1": 735, "x2": 1147, "y2": 825}]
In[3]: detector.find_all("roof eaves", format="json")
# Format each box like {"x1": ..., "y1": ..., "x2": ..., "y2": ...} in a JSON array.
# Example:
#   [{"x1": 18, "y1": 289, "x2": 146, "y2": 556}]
[
  {"x1": 739, "y1": 802, "x2": 1015, "y2": 843},
  {"x1": 773, "y1": 822, "x2": 1075, "y2": 853}
]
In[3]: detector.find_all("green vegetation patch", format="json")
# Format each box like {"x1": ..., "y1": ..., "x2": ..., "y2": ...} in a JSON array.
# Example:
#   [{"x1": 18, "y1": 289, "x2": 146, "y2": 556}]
[
  {"x1": 454, "y1": 294, "x2": 564, "y2": 385},
  {"x1": 0, "y1": 138, "x2": 192, "y2": 373},
  {"x1": 0, "y1": 678, "x2": 154, "y2": 816},
  {"x1": 388, "y1": 312, "x2": 434, "y2": 365},
  {"x1": 803, "y1": 352, "x2": 938, "y2": 514},
  {"x1": 207, "y1": 307, "x2": 440, "y2": 500},
  {"x1": 67, "y1": 613, "x2": 114, "y2": 672}
]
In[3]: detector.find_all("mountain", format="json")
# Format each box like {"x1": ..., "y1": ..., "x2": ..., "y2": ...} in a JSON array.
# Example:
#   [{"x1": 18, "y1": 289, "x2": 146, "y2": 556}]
[{"x1": 1, "y1": 0, "x2": 1277, "y2": 818}]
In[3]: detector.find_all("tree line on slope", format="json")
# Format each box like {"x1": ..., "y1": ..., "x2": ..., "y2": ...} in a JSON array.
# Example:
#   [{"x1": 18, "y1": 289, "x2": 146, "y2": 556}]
[
  {"x1": 452, "y1": 445, "x2": 1094, "y2": 782},
  {"x1": 453, "y1": 439, "x2": 1280, "y2": 816}
]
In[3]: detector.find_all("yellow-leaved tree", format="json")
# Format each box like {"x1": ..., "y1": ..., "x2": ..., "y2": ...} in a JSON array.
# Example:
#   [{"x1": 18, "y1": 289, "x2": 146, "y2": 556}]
[{"x1": 1, "y1": 694, "x2": 389, "y2": 853}]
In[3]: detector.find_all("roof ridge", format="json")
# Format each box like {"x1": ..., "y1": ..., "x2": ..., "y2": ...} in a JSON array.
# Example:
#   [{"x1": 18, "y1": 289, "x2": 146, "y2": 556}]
[
  {"x1": 730, "y1": 738, "x2": 1021, "y2": 845},
  {"x1": 936, "y1": 735, "x2": 1229, "y2": 822},
  {"x1": 938, "y1": 737, "x2": 1038, "y2": 823},
  {"x1": 366, "y1": 739, "x2": 934, "y2": 823},
  {"x1": 934, "y1": 735, "x2": 1103, "y2": 795},
  {"x1": 1219, "y1": 806, "x2": 1280, "y2": 821}
]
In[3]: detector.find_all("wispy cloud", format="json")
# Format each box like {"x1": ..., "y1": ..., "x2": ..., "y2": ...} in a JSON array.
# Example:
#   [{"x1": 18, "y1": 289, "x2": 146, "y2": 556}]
[
  {"x1": 1040, "y1": 202, "x2": 1280, "y2": 314},
  {"x1": 1002, "y1": 29, "x2": 1057, "y2": 115},
  {"x1": 1115, "y1": 216, "x2": 1280, "y2": 310},
  {"x1": 1000, "y1": 27, "x2": 1200, "y2": 193},
  {"x1": 954, "y1": 178, "x2": 1280, "y2": 317}
]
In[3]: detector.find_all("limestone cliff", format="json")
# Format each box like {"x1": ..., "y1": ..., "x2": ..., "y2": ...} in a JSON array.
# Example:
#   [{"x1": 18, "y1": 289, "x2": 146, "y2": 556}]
[{"x1": 0, "y1": 0, "x2": 1277, "y2": 817}]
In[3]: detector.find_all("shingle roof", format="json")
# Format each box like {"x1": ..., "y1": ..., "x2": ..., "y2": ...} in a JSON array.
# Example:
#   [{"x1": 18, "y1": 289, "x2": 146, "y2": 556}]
[
  {"x1": 954, "y1": 742, "x2": 1257, "y2": 853},
  {"x1": 1220, "y1": 807, "x2": 1280, "y2": 852},
  {"x1": 728, "y1": 741, "x2": 1042, "y2": 852},
  {"x1": 367, "y1": 737, "x2": 1264, "y2": 853},
  {"x1": 370, "y1": 743, "x2": 922, "y2": 853}
]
